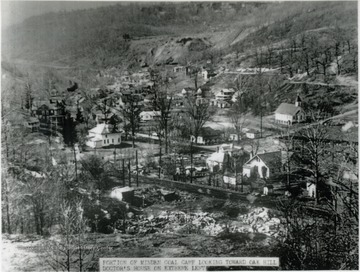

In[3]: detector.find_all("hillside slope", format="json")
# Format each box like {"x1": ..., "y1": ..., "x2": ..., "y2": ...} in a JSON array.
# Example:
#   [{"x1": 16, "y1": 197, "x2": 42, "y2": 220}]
[{"x1": 2, "y1": 1, "x2": 357, "y2": 70}]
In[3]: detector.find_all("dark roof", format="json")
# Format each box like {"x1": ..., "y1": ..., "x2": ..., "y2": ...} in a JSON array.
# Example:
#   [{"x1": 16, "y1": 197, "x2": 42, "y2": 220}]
[
  {"x1": 199, "y1": 127, "x2": 223, "y2": 137},
  {"x1": 247, "y1": 129, "x2": 260, "y2": 134},
  {"x1": 198, "y1": 85, "x2": 211, "y2": 92},
  {"x1": 257, "y1": 151, "x2": 282, "y2": 170},
  {"x1": 183, "y1": 87, "x2": 195, "y2": 92},
  {"x1": 275, "y1": 103, "x2": 301, "y2": 116}
]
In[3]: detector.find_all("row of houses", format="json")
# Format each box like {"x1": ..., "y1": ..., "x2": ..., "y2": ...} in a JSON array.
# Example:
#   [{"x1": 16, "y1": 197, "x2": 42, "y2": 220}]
[{"x1": 205, "y1": 143, "x2": 284, "y2": 179}]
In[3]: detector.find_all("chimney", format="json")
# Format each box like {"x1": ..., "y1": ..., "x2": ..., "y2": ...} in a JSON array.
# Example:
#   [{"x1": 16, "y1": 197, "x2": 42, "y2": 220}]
[
  {"x1": 216, "y1": 147, "x2": 219, "y2": 153},
  {"x1": 230, "y1": 143, "x2": 234, "y2": 149}
]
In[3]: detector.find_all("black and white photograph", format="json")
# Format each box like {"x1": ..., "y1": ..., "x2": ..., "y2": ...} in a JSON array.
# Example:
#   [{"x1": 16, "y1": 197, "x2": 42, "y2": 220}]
[{"x1": 1, "y1": 1, "x2": 358, "y2": 271}]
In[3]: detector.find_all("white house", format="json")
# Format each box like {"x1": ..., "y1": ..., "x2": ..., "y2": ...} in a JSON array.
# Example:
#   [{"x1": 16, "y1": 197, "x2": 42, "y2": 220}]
[
  {"x1": 86, "y1": 123, "x2": 122, "y2": 148},
  {"x1": 246, "y1": 129, "x2": 260, "y2": 139},
  {"x1": 215, "y1": 88, "x2": 235, "y2": 101},
  {"x1": 229, "y1": 133, "x2": 239, "y2": 142},
  {"x1": 242, "y1": 151, "x2": 283, "y2": 179},
  {"x1": 216, "y1": 100, "x2": 231, "y2": 108},
  {"x1": 223, "y1": 170, "x2": 237, "y2": 186},
  {"x1": 140, "y1": 111, "x2": 161, "y2": 122},
  {"x1": 110, "y1": 186, "x2": 134, "y2": 202},
  {"x1": 181, "y1": 87, "x2": 195, "y2": 97},
  {"x1": 201, "y1": 68, "x2": 216, "y2": 81},
  {"x1": 218, "y1": 144, "x2": 243, "y2": 157},
  {"x1": 173, "y1": 66, "x2": 186, "y2": 73},
  {"x1": 190, "y1": 127, "x2": 223, "y2": 145},
  {"x1": 306, "y1": 182, "x2": 316, "y2": 198},
  {"x1": 275, "y1": 95, "x2": 305, "y2": 125},
  {"x1": 206, "y1": 151, "x2": 226, "y2": 172},
  {"x1": 206, "y1": 144, "x2": 247, "y2": 172}
]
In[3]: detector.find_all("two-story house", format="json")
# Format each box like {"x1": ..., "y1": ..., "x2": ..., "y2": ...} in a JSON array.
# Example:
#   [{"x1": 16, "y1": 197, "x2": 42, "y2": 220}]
[{"x1": 86, "y1": 123, "x2": 122, "y2": 148}]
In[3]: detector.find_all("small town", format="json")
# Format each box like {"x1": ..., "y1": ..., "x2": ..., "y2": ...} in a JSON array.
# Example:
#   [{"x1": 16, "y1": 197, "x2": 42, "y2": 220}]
[{"x1": 1, "y1": 1, "x2": 358, "y2": 271}]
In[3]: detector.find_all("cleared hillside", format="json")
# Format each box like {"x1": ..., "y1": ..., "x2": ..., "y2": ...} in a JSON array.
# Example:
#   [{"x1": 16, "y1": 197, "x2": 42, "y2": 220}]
[{"x1": 2, "y1": 1, "x2": 357, "y2": 70}]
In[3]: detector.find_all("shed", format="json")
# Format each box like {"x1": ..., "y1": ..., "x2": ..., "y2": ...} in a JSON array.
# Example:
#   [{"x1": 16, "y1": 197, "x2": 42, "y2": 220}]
[{"x1": 110, "y1": 186, "x2": 135, "y2": 203}]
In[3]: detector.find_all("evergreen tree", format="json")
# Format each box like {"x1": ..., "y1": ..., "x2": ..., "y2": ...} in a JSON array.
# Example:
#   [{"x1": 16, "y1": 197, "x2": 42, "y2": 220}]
[
  {"x1": 75, "y1": 107, "x2": 84, "y2": 124},
  {"x1": 62, "y1": 112, "x2": 78, "y2": 146},
  {"x1": 108, "y1": 114, "x2": 121, "y2": 133}
]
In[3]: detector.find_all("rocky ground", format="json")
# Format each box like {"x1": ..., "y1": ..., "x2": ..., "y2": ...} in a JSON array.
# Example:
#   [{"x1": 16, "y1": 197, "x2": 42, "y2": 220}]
[{"x1": 2, "y1": 188, "x2": 283, "y2": 271}]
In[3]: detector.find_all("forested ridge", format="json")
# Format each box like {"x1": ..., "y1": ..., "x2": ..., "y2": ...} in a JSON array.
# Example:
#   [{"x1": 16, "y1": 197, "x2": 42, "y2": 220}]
[{"x1": 2, "y1": 1, "x2": 357, "y2": 69}]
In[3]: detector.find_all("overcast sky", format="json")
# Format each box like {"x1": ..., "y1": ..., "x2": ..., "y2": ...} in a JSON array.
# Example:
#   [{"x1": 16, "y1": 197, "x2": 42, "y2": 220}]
[{"x1": 1, "y1": 1, "x2": 119, "y2": 29}]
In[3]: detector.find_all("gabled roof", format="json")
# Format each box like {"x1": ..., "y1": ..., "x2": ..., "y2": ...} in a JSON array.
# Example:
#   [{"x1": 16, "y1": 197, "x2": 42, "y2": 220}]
[
  {"x1": 275, "y1": 103, "x2": 301, "y2": 116},
  {"x1": 246, "y1": 129, "x2": 260, "y2": 134},
  {"x1": 206, "y1": 152, "x2": 225, "y2": 163},
  {"x1": 245, "y1": 151, "x2": 282, "y2": 170},
  {"x1": 220, "y1": 144, "x2": 242, "y2": 152},
  {"x1": 257, "y1": 151, "x2": 282, "y2": 170},
  {"x1": 140, "y1": 111, "x2": 161, "y2": 117},
  {"x1": 89, "y1": 124, "x2": 120, "y2": 135},
  {"x1": 198, "y1": 127, "x2": 223, "y2": 137},
  {"x1": 197, "y1": 86, "x2": 211, "y2": 92},
  {"x1": 183, "y1": 87, "x2": 195, "y2": 91}
]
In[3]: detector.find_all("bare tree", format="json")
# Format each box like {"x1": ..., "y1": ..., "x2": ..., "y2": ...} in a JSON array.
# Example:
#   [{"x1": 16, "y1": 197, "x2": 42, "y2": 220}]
[
  {"x1": 229, "y1": 104, "x2": 248, "y2": 144},
  {"x1": 120, "y1": 94, "x2": 142, "y2": 148},
  {"x1": 94, "y1": 98, "x2": 112, "y2": 124},
  {"x1": 280, "y1": 129, "x2": 295, "y2": 188},
  {"x1": 266, "y1": 45, "x2": 274, "y2": 68},
  {"x1": 23, "y1": 76, "x2": 34, "y2": 113},
  {"x1": 183, "y1": 95, "x2": 215, "y2": 145},
  {"x1": 297, "y1": 124, "x2": 328, "y2": 205},
  {"x1": 316, "y1": 48, "x2": 331, "y2": 77},
  {"x1": 43, "y1": 202, "x2": 98, "y2": 272},
  {"x1": 152, "y1": 82, "x2": 173, "y2": 154}
]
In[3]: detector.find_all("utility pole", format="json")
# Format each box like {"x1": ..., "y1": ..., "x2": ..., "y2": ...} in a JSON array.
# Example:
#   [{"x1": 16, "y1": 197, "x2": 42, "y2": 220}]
[
  {"x1": 159, "y1": 144, "x2": 162, "y2": 179},
  {"x1": 235, "y1": 160, "x2": 237, "y2": 191},
  {"x1": 241, "y1": 176, "x2": 244, "y2": 192},
  {"x1": 128, "y1": 159, "x2": 131, "y2": 187},
  {"x1": 190, "y1": 140, "x2": 193, "y2": 184},
  {"x1": 260, "y1": 109, "x2": 263, "y2": 138},
  {"x1": 122, "y1": 159, "x2": 125, "y2": 187},
  {"x1": 136, "y1": 149, "x2": 139, "y2": 187},
  {"x1": 73, "y1": 144, "x2": 78, "y2": 181}
]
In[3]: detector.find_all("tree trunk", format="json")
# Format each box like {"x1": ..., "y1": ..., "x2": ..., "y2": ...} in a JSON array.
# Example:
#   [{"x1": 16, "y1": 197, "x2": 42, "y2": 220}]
[
  {"x1": 322, "y1": 63, "x2": 326, "y2": 76},
  {"x1": 165, "y1": 126, "x2": 168, "y2": 154},
  {"x1": 336, "y1": 56, "x2": 341, "y2": 75},
  {"x1": 4, "y1": 179, "x2": 12, "y2": 234},
  {"x1": 315, "y1": 157, "x2": 319, "y2": 205},
  {"x1": 33, "y1": 206, "x2": 40, "y2": 235},
  {"x1": 159, "y1": 141, "x2": 162, "y2": 179},
  {"x1": 131, "y1": 130, "x2": 135, "y2": 148},
  {"x1": 136, "y1": 150, "x2": 139, "y2": 187},
  {"x1": 190, "y1": 140, "x2": 193, "y2": 184},
  {"x1": 194, "y1": 74, "x2": 198, "y2": 90},
  {"x1": 288, "y1": 65, "x2": 293, "y2": 78},
  {"x1": 73, "y1": 145, "x2": 78, "y2": 181},
  {"x1": 122, "y1": 160, "x2": 126, "y2": 187},
  {"x1": 128, "y1": 160, "x2": 131, "y2": 187},
  {"x1": 237, "y1": 131, "x2": 241, "y2": 144}
]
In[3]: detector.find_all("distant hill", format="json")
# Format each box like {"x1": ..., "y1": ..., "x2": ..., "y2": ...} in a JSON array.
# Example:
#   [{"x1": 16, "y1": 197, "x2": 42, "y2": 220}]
[
  {"x1": 1, "y1": 1, "x2": 357, "y2": 119},
  {"x1": 2, "y1": 1, "x2": 357, "y2": 70}
]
